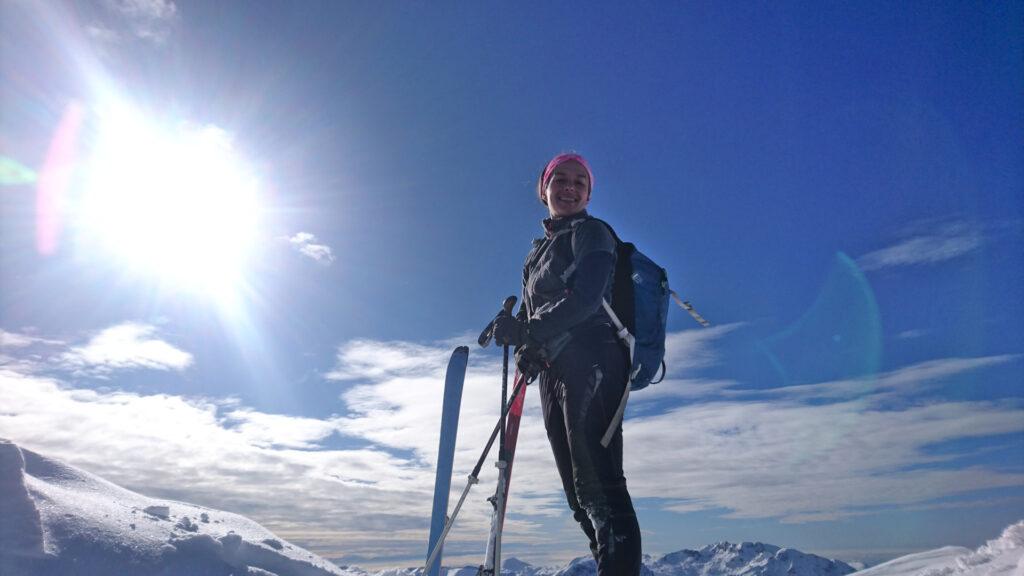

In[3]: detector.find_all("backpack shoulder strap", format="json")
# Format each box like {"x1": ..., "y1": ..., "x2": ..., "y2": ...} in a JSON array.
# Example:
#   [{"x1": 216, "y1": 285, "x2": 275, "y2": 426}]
[
  {"x1": 560, "y1": 216, "x2": 617, "y2": 284},
  {"x1": 572, "y1": 216, "x2": 622, "y2": 245}
]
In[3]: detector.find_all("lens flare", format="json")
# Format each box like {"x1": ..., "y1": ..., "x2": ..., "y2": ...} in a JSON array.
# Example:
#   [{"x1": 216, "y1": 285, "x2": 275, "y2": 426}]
[
  {"x1": 37, "y1": 101, "x2": 85, "y2": 255},
  {"x1": 0, "y1": 157, "x2": 37, "y2": 186},
  {"x1": 760, "y1": 252, "x2": 883, "y2": 386}
]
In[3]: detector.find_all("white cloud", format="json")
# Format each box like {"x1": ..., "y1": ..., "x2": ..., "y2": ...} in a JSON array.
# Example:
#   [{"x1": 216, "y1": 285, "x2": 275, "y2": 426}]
[
  {"x1": 897, "y1": 329, "x2": 927, "y2": 340},
  {"x1": 59, "y1": 322, "x2": 193, "y2": 376},
  {"x1": 662, "y1": 323, "x2": 742, "y2": 377},
  {"x1": 857, "y1": 220, "x2": 984, "y2": 271},
  {"x1": 84, "y1": 0, "x2": 178, "y2": 46},
  {"x1": 0, "y1": 329, "x2": 63, "y2": 348},
  {"x1": 224, "y1": 409, "x2": 340, "y2": 449},
  {"x1": 108, "y1": 0, "x2": 177, "y2": 21},
  {"x1": 325, "y1": 339, "x2": 452, "y2": 382},
  {"x1": 286, "y1": 232, "x2": 336, "y2": 265},
  {"x1": 96, "y1": 0, "x2": 178, "y2": 43}
]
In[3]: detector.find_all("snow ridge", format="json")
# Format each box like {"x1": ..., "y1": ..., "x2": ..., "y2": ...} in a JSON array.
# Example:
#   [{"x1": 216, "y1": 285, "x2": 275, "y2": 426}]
[
  {"x1": 0, "y1": 440, "x2": 47, "y2": 559},
  {"x1": 919, "y1": 521, "x2": 1023, "y2": 576},
  {"x1": 0, "y1": 439, "x2": 353, "y2": 576}
]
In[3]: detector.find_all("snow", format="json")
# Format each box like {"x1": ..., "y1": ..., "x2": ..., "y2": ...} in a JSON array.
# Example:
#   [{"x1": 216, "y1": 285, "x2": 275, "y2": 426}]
[
  {"x1": 1, "y1": 439, "x2": 1020, "y2": 576},
  {"x1": 0, "y1": 439, "x2": 355, "y2": 576},
  {"x1": 850, "y1": 521, "x2": 1024, "y2": 576},
  {"x1": 849, "y1": 547, "x2": 973, "y2": 576}
]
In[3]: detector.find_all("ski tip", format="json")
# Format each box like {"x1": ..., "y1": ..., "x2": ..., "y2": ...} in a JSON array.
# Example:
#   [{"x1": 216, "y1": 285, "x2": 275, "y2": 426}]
[{"x1": 454, "y1": 345, "x2": 469, "y2": 354}]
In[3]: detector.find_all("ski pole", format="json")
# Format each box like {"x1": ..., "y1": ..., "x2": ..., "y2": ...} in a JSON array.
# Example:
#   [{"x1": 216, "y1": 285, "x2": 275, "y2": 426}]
[
  {"x1": 423, "y1": 372, "x2": 528, "y2": 574},
  {"x1": 487, "y1": 296, "x2": 516, "y2": 575},
  {"x1": 498, "y1": 296, "x2": 515, "y2": 476}
]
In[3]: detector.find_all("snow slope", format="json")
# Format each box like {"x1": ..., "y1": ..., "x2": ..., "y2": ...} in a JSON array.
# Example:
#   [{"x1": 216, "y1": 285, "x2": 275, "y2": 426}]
[
  {"x1": 0, "y1": 439, "x2": 353, "y2": 576},
  {"x1": 850, "y1": 521, "x2": 1024, "y2": 576}
]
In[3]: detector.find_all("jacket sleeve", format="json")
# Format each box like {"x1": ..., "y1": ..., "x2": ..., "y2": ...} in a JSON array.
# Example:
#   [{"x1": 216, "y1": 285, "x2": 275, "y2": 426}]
[{"x1": 527, "y1": 220, "x2": 616, "y2": 343}]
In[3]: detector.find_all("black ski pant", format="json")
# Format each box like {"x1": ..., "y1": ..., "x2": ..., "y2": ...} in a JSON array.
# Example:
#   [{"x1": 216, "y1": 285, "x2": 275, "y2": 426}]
[{"x1": 538, "y1": 327, "x2": 641, "y2": 576}]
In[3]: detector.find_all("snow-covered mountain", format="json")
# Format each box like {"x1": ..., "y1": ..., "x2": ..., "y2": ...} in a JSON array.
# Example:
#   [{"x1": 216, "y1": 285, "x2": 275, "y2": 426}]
[
  {"x1": 467, "y1": 543, "x2": 850, "y2": 576},
  {"x1": 0, "y1": 439, "x2": 354, "y2": 576},
  {"x1": 356, "y1": 542, "x2": 857, "y2": 576},
  {"x1": 2, "y1": 439, "x2": 1020, "y2": 576}
]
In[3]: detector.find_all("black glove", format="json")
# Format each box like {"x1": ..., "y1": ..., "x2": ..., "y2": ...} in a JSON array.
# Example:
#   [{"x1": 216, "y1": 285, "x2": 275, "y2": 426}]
[
  {"x1": 515, "y1": 345, "x2": 547, "y2": 383},
  {"x1": 492, "y1": 313, "x2": 529, "y2": 347}
]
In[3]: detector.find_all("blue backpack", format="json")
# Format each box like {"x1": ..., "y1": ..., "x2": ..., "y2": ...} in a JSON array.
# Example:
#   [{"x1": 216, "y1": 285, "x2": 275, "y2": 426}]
[{"x1": 586, "y1": 218, "x2": 709, "y2": 392}]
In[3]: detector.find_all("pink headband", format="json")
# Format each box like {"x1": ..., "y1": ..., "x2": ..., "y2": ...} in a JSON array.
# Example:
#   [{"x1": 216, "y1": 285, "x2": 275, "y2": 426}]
[{"x1": 541, "y1": 153, "x2": 594, "y2": 193}]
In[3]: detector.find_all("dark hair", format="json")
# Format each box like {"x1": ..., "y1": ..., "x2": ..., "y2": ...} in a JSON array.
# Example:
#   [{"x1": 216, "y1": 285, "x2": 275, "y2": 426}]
[{"x1": 536, "y1": 166, "x2": 549, "y2": 206}]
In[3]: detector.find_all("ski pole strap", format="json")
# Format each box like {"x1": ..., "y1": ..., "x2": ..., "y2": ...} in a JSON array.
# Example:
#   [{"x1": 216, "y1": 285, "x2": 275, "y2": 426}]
[{"x1": 670, "y1": 291, "x2": 710, "y2": 327}]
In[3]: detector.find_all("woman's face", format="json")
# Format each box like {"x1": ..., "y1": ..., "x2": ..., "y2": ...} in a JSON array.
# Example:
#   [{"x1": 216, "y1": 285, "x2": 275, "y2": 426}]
[{"x1": 544, "y1": 160, "x2": 591, "y2": 218}]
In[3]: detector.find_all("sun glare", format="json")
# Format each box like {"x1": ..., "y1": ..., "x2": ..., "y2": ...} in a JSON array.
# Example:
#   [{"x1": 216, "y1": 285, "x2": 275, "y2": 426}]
[{"x1": 78, "y1": 102, "x2": 262, "y2": 300}]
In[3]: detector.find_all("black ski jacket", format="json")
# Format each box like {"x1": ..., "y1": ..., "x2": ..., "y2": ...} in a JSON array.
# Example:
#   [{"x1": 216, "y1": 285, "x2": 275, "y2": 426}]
[{"x1": 520, "y1": 212, "x2": 617, "y2": 358}]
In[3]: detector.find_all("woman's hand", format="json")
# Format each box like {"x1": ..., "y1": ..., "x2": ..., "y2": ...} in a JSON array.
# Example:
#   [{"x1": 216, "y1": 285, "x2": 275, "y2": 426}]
[
  {"x1": 492, "y1": 314, "x2": 529, "y2": 347},
  {"x1": 515, "y1": 345, "x2": 547, "y2": 382}
]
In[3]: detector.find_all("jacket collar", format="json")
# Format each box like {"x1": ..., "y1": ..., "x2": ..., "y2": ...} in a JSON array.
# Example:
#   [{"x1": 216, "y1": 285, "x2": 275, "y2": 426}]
[{"x1": 542, "y1": 211, "x2": 590, "y2": 238}]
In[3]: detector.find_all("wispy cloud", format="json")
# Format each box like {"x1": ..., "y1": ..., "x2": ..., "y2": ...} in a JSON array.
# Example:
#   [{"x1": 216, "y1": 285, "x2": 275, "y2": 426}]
[
  {"x1": 0, "y1": 329, "x2": 63, "y2": 348},
  {"x1": 88, "y1": 0, "x2": 179, "y2": 45},
  {"x1": 325, "y1": 340, "x2": 452, "y2": 382},
  {"x1": 286, "y1": 232, "x2": 336, "y2": 265},
  {"x1": 782, "y1": 495, "x2": 1024, "y2": 523},
  {"x1": 743, "y1": 354, "x2": 1021, "y2": 402},
  {"x1": 857, "y1": 220, "x2": 984, "y2": 271},
  {"x1": 627, "y1": 397, "x2": 1024, "y2": 524},
  {"x1": 663, "y1": 323, "x2": 742, "y2": 377},
  {"x1": 59, "y1": 322, "x2": 193, "y2": 376}
]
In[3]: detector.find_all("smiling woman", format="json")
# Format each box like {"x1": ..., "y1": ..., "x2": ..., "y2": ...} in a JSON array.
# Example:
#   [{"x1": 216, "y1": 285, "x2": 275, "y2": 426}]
[{"x1": 75, "y1": 102, "x2": 263, "y2": 300}]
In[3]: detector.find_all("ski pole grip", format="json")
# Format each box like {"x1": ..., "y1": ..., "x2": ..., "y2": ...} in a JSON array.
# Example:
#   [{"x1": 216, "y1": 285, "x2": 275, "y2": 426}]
[
  {"x1": 477, "y1": 296, "x2": 520, "y2": 348},
  {"x1": 502, "y1": 296, "x2": 517, "y2": 317}
]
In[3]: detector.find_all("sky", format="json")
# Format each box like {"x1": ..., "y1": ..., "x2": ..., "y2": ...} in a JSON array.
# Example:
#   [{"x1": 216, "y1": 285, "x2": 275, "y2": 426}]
[{"x1": 1, "y1": 0, "x2": 1022, "y2": 570}]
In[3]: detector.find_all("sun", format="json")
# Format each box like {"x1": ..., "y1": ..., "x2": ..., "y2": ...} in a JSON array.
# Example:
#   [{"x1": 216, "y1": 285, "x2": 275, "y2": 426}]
[{"x1": 77, "y1": 102, "x2": 263, "y2": 300}]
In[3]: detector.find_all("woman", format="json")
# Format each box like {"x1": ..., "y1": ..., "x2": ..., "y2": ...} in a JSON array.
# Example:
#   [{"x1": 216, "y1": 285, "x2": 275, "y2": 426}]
[{"x1": 492, "y1": 153, "x2": 641, "y2": 575}]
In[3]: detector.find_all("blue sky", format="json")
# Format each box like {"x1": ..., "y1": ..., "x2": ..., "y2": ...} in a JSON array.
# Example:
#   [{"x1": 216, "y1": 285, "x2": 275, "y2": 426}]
[{"x1": 1, "y1": 0, "x2": 1022, "y2": 570}]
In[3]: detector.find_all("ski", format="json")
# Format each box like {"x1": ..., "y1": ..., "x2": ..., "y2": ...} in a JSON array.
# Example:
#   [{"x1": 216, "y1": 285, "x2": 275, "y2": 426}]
[
  {"x1": 425, "y1": 346, "x2": 469, "y2": 576},
  {"x1": 499, "y1": 372, "x2": 526, "y2": 530},
  {"x1": 479, "y1": 371, "x2": 526, "y2": 575}
]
